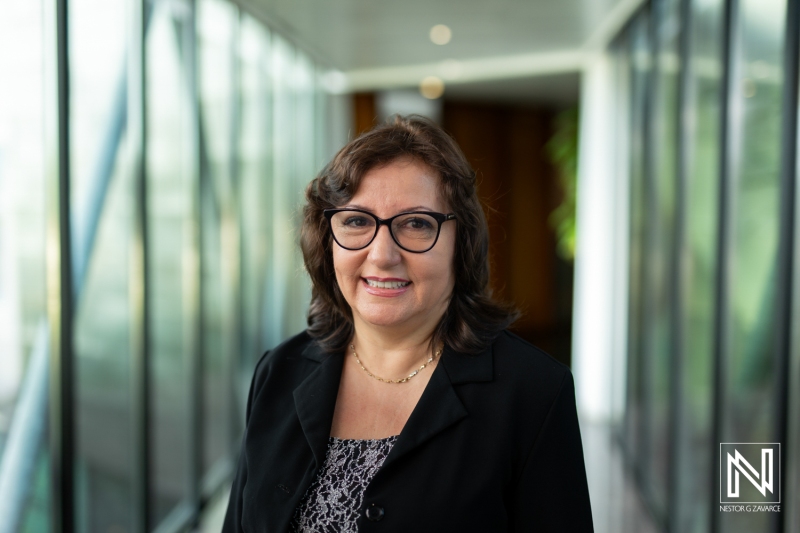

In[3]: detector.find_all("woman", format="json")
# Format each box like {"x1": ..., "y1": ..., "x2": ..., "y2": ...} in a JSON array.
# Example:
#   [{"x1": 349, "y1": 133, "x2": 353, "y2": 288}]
[{"x1": 222, "y1": 115, "x2": 593, "y2": 532}]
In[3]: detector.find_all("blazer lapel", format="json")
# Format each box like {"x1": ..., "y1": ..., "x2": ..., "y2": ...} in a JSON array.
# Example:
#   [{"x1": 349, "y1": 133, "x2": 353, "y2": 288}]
[
  {"x1": 293, "y1": 341, "x2": 344, "y2": 468},
  {"x1": 382, "y1": 343, "x2": 493, "y2": 470}
]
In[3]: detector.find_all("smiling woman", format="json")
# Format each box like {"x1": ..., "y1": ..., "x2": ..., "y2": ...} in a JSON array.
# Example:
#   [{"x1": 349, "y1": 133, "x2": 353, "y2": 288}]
[
  {"x1": 302, "y1": 116, "x2": 518, "y2": 358},
  {"x1": 330, "y1": 159, "x2": 457, "y2": 344},
  {"x1": 222, "y1": 115, "x2": 594, "y2": 533}
]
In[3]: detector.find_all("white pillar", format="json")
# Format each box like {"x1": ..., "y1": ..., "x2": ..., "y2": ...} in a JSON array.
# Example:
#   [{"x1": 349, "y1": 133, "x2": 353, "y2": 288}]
[{"x1": 572, "y1": 51, "x2": 630, "y2": 425}]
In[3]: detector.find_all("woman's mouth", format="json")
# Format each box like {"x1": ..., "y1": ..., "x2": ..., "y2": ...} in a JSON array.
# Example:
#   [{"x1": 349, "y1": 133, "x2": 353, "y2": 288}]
[
  {"x1": 364, "y1": 279, "x2": 410, "y2": 289},
  {"x1": 361, "y1": 277, "x2": 411, "y2": 297}
]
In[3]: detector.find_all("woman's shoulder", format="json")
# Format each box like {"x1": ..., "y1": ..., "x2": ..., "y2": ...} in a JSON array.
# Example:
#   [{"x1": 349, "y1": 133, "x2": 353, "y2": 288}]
[
  {"x1": 249, "y1": 330, "x2": 324, "y2": 389},
  {"x1": 486, "y1": 330, "x2": 574, "y2": 405},
  {"x1": 491, "y1": 330, "x2": 570, "y2": 378},
  {"x1": 257, "y1": 329, "x2": 317, "y2": 361}
]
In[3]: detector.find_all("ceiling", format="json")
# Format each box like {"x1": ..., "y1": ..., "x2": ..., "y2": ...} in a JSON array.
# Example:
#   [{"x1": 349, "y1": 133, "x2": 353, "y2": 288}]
[
  {"x1": 239, "y1": 0, "x2": 643, "y2": 104},
  {"x1": 444, "y1": 72, "x2": 581, "y2": 107}
]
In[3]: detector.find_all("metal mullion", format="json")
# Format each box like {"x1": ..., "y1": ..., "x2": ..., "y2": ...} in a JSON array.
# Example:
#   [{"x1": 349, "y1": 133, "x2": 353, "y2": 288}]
[
  {"x1": 48, "y1": 0, "x2": 76, "y2": 531},
  {"x1": 786, "y1": 48, "x2": 800, "y2": 530},
  {"x1": 228, "y1": 7, "x2": 244, "y2": 457},
  {"x1": 129, "y1": 0, "x2": 151, "y2": 529},
  {"x1": 668, "y1": 0, "x2": 692, "y2": 529},
  {"x1": 628, "y1": 22, "x2": 642, "y2": 484},
  {"x1": 774, "y1": 0, "x2": 800, "y2": 531},
  {"x1": 177, "y1": 0, "x2": 204, "y2": 524},
  {"x1": 787, "y1": 43, "x2": 800, "y2": 527},
  {"x1": 625, "y1": 14, "x2": 648, "y2": 480},
  {"x1": 639, "y1": 2, "x2": 660, "y2": 522},
  {"x1": 623, "y1": 25, "x2": 637, "y2": 467},
  {"x1": 258, "y1": 24, "x2": 274, "y2": 359},
  {"x1": 710, "y1": 0, "x2": 739, "y2": 530}
]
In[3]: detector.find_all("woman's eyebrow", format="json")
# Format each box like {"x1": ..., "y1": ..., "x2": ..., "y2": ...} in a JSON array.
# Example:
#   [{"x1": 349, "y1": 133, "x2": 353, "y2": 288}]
[{"x1": 343, "y1": 204, "x2": 436, "y2": 212}]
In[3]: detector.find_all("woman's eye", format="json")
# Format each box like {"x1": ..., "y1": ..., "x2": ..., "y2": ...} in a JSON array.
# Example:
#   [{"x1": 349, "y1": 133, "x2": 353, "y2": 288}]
[
  {"x1": 343, "y1": 216, "x2": 369, "y2": 227},
  {"x1": 403, "y1": 217, "x2": 433, "y2": 229}
]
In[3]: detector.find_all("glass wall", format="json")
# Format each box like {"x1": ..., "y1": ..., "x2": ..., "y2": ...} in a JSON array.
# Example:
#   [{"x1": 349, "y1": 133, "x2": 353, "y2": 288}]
[
  {"x1": 721, "y1": 0, "x2": 787, "y2": 531},
  {"x1": 675, "y1": 0, "x2": 723, "y2": 530},
  {"x1": 0, "y1": 2, "x2": 52, "y2": 531},
  {"x1": 146, "y1": 0, "x2": 193, "y2": 524},
  {"x1": 197, "y1": 0, "x2": 236, "y2": 485},
  {"x1": 644, "y1": 0, "x2": 681, "y2": 520},
  {"x1": 70, "y1": 0, "x2": 135, "y2": 529},
  {"x1": 0, "y1": 0, "x2": 339, "y2": 530},
  {"x1": 617, "y1": 0, "x2": 798, "y2": 532}
]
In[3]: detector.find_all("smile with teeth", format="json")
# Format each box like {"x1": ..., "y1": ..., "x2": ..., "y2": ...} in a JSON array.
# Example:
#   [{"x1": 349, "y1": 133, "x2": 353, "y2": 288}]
[{"x1": 364, "y1": 279, "x2": 410, "y2": 289}]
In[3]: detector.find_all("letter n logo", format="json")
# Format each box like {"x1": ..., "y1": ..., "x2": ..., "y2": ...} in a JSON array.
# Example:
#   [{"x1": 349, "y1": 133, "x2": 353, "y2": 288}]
[{"x1": 720, "y1": 443, "x2": 781, "y2": 504}]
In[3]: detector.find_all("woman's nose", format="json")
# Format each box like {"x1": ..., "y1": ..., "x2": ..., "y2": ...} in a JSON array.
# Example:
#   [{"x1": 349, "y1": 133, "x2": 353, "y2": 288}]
[{"x1": 367, "y1": 225, "x2": 402, "y2": 266}]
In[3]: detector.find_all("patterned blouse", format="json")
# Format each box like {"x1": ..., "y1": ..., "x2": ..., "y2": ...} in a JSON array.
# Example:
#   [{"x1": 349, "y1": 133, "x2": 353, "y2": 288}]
[{"x1": 290, "y1": 435, "x2": 399, "y2": 533}]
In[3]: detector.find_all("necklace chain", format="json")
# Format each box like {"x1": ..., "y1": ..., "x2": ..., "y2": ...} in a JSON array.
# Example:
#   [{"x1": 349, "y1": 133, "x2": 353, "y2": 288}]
[{"x1": 349, "y1": 344, "x2": 441, "y2": 384}]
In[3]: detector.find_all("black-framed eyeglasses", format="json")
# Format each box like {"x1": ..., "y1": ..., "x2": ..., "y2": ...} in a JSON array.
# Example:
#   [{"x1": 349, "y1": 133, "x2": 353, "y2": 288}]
[{"x1": 323, "y1": 208, "x2": 456, "y2": 253}]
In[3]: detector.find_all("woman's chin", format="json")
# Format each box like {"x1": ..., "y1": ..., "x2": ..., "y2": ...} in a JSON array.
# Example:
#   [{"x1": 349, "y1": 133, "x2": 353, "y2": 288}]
[{"x1": 355, "y1": 309, "x2": 411, "y2": 329}]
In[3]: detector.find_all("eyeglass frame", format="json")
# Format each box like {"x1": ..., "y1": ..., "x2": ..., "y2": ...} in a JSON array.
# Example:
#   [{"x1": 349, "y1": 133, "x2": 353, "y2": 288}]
[{"x1": 323, "y1": 208, "x2": 457, "y2": 253}]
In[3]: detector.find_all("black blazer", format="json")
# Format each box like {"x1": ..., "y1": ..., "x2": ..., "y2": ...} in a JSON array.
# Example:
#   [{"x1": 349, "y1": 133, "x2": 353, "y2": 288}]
[{"x1": 222, "y1": 329, "x2": 593, "y2": 532}]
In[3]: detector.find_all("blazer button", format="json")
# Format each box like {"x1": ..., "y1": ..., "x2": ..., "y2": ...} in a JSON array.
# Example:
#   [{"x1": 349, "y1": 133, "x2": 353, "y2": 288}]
[{"x1": 365, "y1": 503, "x2": 384, "y2": 521}]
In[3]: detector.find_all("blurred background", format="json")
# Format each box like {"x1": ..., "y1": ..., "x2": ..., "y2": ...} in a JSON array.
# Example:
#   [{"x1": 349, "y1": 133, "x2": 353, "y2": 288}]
[{"x1": 0, "y1": 0, "x2": 798, "y2": 532}]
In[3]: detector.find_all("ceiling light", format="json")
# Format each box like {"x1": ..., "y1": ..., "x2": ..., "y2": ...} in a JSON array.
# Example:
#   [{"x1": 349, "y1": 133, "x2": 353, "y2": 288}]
[
  {"x1": 419, "y1": 76, "x2": 445, "y2": 99},
  {"x1": 429, "y1": 24, "x2": 451, "y2": 45}
]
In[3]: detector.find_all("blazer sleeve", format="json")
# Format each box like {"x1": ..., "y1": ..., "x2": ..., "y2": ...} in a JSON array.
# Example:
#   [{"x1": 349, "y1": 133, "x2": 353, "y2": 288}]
[
  {"x1": 510, "y1": 370, "x2": 594, "y2": 532},
  {"x1": 222, "y1": 351, "x2": 269, "y2": 533}
]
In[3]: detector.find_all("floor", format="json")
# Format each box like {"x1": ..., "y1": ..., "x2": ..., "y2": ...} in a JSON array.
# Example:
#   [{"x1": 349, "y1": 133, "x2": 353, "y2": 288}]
[{"x1": 581, "y1": 420, "x2": 661, "y2": 533}]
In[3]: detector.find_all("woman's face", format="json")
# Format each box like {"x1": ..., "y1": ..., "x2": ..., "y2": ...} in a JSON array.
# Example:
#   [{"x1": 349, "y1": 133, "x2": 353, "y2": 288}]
[{"x1": 332, "y1": 157, "x2": 457, "y2": 336}]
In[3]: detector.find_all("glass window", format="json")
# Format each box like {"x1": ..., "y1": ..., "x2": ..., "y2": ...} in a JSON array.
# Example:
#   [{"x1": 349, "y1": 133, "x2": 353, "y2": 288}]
[
  {"x1": 239, "y1": 16, "x2": 273, "y2": 390},
  {"x1": 643, "y1": 0, "x2": 682, "y2": 517},
  {"x1": 288, "y1": 52, "x2": 316, "y2": 335},
  {"x1": 198, "y1": 0, "x2": 236, "y2": 480},
  {"x1": 0, "y1": 2, "x2": 51, "y2": 530},
  {"x1": 147, "y1": 0, "x2": 194, "y2": 523},
  {"x1": 0, "y1": 0, "x2": 340, "y2": 526},
  {"x1": 70, "y1": 0, "x2": 135, "y2": 529},
  {"x1": 264, "y1": 34, "x2": 297, "y2": 346},
  {"x1": 674, "y1": 0, "x2": 723, "y2": 531},
  {"x1": 720, "y1": 0, "x2": 787, "y2": 531}
]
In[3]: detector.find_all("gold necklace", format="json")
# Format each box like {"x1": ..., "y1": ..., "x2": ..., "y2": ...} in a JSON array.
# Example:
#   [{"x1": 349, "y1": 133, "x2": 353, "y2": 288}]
[{"x1": 349, "y1": 344, "x2": 441, "y2": 384}]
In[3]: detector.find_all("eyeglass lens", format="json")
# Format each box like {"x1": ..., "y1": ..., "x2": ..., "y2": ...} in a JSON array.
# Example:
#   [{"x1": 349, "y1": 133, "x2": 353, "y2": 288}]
[{"x1": 329, "y1": 211, "x2": 439, "y2": 252}]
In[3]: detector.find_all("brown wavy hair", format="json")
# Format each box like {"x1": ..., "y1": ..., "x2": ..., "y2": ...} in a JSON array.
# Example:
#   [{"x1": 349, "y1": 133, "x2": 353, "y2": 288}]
[{"x1": 300, "y1": 114, "x2": 518, "y2": 355}]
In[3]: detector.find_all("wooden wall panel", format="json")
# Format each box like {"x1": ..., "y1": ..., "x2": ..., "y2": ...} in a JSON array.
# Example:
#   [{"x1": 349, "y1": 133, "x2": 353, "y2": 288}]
[
  {"x1": 443, "y1": 102, "x2": 571, "y2": 364},
  {"x1": 353, "y1": 93, "x2": 377, "y2": 137}
]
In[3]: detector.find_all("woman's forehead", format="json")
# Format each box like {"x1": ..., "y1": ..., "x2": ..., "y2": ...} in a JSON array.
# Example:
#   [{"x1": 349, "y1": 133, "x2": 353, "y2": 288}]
[{"x1": 347, "y1": 159, "x2": 446, "y2": 213}]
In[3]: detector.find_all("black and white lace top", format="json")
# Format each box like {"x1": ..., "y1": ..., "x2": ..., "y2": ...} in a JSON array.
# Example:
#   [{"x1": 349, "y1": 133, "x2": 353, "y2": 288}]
[{"x1": 290, "y1": 435, "x2": 399, "y2": 533}]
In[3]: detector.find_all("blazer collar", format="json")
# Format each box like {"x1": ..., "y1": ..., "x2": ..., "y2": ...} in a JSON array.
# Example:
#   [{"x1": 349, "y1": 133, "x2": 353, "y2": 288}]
[
  {"x1": 299, "y1": 339, "x2": 329, "y2": 363},
  {"x1": 438, "y1": 342, "x2": 493, "y2": 384},
  {"x1": 293, "y1": 344, "x2": 343, "y2": 468},
  {"x1": 293, "y1": 337, "x2": 494, "y2": 470},
  {"x1": 383, "y1": 342, "x2": 492, "y2": 469}
]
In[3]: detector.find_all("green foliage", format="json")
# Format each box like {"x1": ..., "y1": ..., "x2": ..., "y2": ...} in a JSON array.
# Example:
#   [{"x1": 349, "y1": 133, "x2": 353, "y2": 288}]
[{"x1": 545, "y1": 107, "x2": 579, "y2": 261}]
